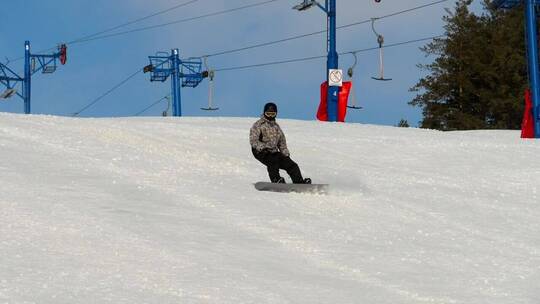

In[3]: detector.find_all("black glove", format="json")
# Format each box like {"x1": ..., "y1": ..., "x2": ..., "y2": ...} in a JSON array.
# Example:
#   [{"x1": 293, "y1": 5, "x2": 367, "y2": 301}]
[{"x1": 259, "y1": 148, "x2": 272, "y2": 156}]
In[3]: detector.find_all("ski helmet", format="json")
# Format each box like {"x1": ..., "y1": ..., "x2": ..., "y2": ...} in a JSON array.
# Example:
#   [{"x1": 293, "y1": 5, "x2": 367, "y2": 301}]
[{"x1": 263, "y1": 102, "x2": 277, "y2": 120}]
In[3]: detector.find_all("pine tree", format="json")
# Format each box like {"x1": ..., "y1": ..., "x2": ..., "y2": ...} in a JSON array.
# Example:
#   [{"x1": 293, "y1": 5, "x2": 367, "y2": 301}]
[
  {"x1": 397, "y1": 119, "x2": 410, "y2": 127},
  {"x1": 409, "y1": 0, "x2": 527, "y2": 130}
]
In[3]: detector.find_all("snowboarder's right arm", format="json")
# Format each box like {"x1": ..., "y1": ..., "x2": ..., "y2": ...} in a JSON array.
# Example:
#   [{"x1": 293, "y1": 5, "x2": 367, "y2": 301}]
[{"x1": 250, "y1": 122, "x2": 265, "y2": 152}]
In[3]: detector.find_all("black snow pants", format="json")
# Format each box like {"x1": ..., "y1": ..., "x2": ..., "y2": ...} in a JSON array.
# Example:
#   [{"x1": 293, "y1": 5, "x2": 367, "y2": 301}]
[{"x1": 252, "y1": 149, "x2": 304, "y2": 183}]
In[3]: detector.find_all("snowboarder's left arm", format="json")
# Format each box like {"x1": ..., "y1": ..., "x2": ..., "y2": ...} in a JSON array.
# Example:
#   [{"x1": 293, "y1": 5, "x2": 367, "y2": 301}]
[{"x1": 278, "y1": 128, "x2": 290, "y2": 157}]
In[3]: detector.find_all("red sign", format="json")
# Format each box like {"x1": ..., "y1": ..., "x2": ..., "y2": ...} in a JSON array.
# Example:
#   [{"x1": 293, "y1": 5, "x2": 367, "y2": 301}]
[{"x1": 316, "y1": 81, "x2": 352, "y2": 122}]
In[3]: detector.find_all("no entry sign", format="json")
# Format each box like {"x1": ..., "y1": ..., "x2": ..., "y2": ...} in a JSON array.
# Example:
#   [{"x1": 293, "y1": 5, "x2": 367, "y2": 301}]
[{"x1": 329, "y1": 69, "x2": 343, "y2": 87}]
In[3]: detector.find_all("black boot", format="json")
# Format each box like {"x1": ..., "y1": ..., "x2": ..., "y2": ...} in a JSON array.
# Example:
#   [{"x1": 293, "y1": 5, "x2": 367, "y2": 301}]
[
  {"x1": 303, "y1": 178, "x2": 312, "y2": 184},
  {"x1": 272, "y1": 177, "x2": 286, "y2": 184}
]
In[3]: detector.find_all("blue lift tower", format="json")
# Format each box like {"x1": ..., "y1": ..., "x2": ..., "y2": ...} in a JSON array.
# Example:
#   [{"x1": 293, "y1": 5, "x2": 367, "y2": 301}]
[
  {"x1": 0, "y1": 41, "x2": 67, "y2": 114},
  {"x1": 143, "y1": 49, "x2": 207, "y2": 117},
  {"x1": 495, "y1": 0, "x2": 540, "y2": 138},
  {"x1": 294, "y1": 0, "x2": 340, "y2": 122}
]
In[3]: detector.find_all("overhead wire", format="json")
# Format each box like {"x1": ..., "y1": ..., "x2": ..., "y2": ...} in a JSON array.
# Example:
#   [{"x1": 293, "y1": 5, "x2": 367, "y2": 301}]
[
  {"x1": 5, "y1": 0, "x2": 448, "y2": 64},
  {"x1": 201, "y1": 0, "x2": 450, "y2": 58},
  {"x1": 66, "y1": 0, "x2": 285, "y2": 117},
  {"x1": 72, "y1": 0, "x2": 284, "y2": 45},
  {"x1": 133, "y1": 35, "x2": 446, "y2": 114},
  {"x1": 69, "y1": 0, "x2": 200, "y2": 44},
  {"x1": 10, "y1": 0, "x2": 449, "y2": 63},
  {"x1": 7, "y1": 0, "x2": 201, "y2": 63},
  {"x1": 66, "y1": 0, "x2": 449, "y2": 116},
  {"x1": 133, "y1": 34, "x2": 443, "y2": 112},
  {"x1": 214, "y1": 35, "x2": 444, "y2": 72},
  {"x1": 134, "y1": 95, "x2": 170, "y2": 116},
  {"x1": 72, "y1": 67, "x2": 143, "y2": 116}
]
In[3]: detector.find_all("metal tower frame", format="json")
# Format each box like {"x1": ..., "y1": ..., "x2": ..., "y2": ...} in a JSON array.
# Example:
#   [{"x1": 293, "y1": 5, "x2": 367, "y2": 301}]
[
  {"x1": 144, "y1": 49, "x2": 207, "y2": 117},
  {"x1": 294, "y1": 0, "x2": 340, "y2": 122},
  {"x1": 495, "y1": 0, "x2": 540, "y2": 137},
  {"x1": 0, "y1": 41, "x2": 67, "y2": 114}
]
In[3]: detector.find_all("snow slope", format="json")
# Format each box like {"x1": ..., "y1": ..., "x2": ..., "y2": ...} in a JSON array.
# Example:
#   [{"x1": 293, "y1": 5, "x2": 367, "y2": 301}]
[{"x1": 0, "y1": 113, "x2": 539, "y2": 304}]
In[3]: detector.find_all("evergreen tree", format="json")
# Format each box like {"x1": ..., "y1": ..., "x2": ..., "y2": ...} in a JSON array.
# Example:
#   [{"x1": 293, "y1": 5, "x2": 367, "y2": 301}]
[
  {"x1": 397, "y1": 119, "x2": 410, "y2": 127},
  {"x1": 410, "y1": 0, "x2": 527, "y2": 130}
]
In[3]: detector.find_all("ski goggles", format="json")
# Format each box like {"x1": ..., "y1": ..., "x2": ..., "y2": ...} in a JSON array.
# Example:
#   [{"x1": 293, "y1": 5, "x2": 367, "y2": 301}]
[{"x1": 264, "y1": 111, "x2": 277, "y2": 118}]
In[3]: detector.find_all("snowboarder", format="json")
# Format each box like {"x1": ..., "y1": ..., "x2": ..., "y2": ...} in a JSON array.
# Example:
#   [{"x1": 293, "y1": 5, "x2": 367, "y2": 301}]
[{"x1": 250, "y1": 102, "x2": 311, "y2": 184}]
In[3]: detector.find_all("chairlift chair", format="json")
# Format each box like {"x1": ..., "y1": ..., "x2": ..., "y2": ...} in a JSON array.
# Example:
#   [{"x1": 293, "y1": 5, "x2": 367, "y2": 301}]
[
  {"x1": 292, "y1": 0, "x2": 317, "y2": 11},
  {"x1": 201, "y1": 57, "x2": 219, "y2": 111},
  {"x1": 162, "y1": 96, "x2": 171, "y2": 116},
  {"x1": 41, "y1": 56, "x2": 58, "y2": 74},
  {"x1": 371, "y1": 18, "x2": 392, "y2": 81},
  {"x1": 0, "y1": 88, "x2": 16, "y2": 99},
  {"x1": 346, "y1": 52, "x2": 362, "y2": 110},
  {"x1": 147, "y1": 52, "x2": 171, "y2": 82},
  {"x1": 42, "y1": 64, "x2": 57, "y2": 74},
  {"x1": 31, "y1": 58, "x2": 36, "y2": 73},
  {"x1": 180, "y1": 57, "x2": 203, "y2": 88}
]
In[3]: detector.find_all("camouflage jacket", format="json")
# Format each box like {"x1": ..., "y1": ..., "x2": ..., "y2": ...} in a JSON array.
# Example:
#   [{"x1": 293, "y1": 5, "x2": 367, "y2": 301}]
[{"x1": 249, "y1": 116, "x2": 290, "y2": 157}]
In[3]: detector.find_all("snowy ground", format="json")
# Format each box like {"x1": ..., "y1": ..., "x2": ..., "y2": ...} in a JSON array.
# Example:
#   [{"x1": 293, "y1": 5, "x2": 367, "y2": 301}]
[{"x1": 0, "y1": 113, "x2": 539, "y2": 304}]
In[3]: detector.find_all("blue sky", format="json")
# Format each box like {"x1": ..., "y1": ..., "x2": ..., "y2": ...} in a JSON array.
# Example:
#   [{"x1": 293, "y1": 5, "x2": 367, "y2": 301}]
[{"x1": 0, "y1": 0, "x2": 485, "y2": 126}]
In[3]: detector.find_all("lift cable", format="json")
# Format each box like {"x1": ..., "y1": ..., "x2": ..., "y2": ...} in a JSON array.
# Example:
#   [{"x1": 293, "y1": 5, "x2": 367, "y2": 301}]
[
  {"x1": 214, "y1": 35, "x2": 444, "y2": 72},
  {"x1": 5, "y1": 0, "x2": 448, "y2": 64},
  {"x1": 7, "y1": 0, "x2": 201, "y2": 63},
  {"x1": 134, "y1": 95, "x2": 171, "y2": 116},
  {"x1": 70, "y1": 0, "x2": 200, "y2": 44},
  {"x1": 73, "y1": 0, "x2": 284, "y2": 45},
  {"x1": 130, "y1": 35, "x2": 444, "y2": 117},
  {"x1": 201, "y1": 0, "x2": 450, "y2": 58},
  {"x1": 68, "y1": 0, "x2": 451, "y2": 116},
  {"x1": 72, "y1": 67, "x2": 143, "y2": 116}
]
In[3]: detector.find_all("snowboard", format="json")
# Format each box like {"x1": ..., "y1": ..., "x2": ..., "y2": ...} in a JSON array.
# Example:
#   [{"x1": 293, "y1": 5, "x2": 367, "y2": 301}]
[{"x1": 254, "y1": 182, "x2": 329, "y2": 194}]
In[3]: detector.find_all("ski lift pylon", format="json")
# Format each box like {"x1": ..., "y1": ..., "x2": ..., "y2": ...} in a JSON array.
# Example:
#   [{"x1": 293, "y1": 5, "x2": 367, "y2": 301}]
[{"x1": 371, "y1": 18, "x2": 392, "y2": 81}]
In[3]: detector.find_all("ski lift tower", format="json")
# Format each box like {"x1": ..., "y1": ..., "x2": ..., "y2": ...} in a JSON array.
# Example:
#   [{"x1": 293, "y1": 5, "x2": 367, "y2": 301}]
[
  {"x1": 293, "y1": 0, "x2": 340, "y2": 122},
  {"x1": 0, "y1": 41, "x2": 67, "y2": 114},
  {"x1": 143, "y1": 49, "x2": 207, "y2": 117},
  {"x1": 494, "y1": 0, "x2": 540, "y2": 138}
]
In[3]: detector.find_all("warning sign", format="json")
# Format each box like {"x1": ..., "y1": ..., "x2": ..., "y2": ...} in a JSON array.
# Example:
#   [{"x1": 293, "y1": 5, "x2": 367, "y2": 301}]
[{"x1": 328, "y1": 69, "x2": 343, "y2": 87}]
